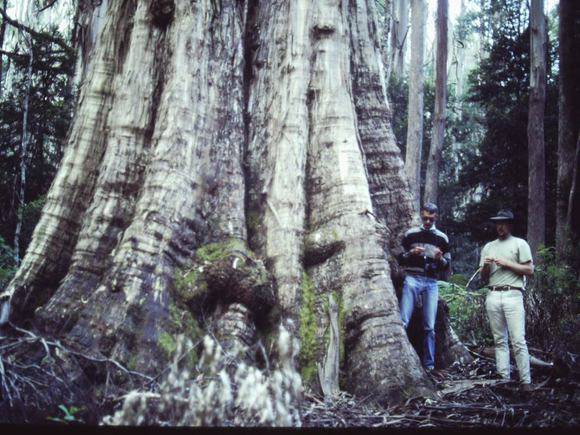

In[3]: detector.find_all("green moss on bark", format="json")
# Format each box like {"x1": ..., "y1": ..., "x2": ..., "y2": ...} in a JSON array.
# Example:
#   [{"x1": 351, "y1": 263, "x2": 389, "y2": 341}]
[
  {"x1": 299, "y1": 271, "x2": 318, "y2": 384},
  {"x1": 158, "y1": 331, "x2": 177, "y2": 358},
  {"x1": 195, "y1": 239, "x2": 246, "y2": 263}
]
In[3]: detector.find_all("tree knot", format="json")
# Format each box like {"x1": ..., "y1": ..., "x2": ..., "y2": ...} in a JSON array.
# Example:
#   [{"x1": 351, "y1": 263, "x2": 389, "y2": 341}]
[{"x1": 175, "y1": 241, "x2": 276, "y2": 318}]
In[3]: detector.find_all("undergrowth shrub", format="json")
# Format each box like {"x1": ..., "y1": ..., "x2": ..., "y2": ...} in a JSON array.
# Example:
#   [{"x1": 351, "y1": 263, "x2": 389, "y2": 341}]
[
  {"x1": 438, "y1": 279, "x2": 493, "y2": 346},
  {"x1": 441, "y1": 246, "x2": 579, "y2": 353},
  {"x1": 102, "y1": 323, "x2": 302, "y2": 427},
  {"x1": 0, "y1": 236, "x2": 16, "y2": 290},
  {"x1": 525, "y1": 246, "x2": 579, "y2": 351}
]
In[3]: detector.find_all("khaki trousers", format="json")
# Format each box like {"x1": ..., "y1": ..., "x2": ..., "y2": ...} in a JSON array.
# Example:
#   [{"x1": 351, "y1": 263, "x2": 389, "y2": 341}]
[{"x1": 485, "y1": 290, "x2": 531, "y2": 384}]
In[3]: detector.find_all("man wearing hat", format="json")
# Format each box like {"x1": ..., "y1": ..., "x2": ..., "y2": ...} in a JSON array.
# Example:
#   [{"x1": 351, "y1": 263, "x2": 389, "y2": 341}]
[
  {"x1": 398, "y1": 202, "x2": 451, "y2": 373},
  {"x1": 480, "y1": 209, "x2": 534, "y2": 391}
]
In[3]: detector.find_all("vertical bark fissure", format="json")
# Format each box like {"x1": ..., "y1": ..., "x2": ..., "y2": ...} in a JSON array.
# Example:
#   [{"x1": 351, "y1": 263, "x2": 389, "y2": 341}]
[
  {"x1": 242, "y1": 0, "x2": 258, "y2": 221},
  {"x1": 246, "y1": 0, "x2": 311, "y2": 318}
]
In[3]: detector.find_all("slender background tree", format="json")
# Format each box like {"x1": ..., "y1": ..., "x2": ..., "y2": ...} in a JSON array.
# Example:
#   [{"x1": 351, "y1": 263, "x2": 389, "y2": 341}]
[
  {"x1": 404, "y1": 0, "x2": 426, "y2": 209},
  {"x1": 555, "y1": 0, "x2": 580, "y2": 260},
  {"x1": 424, "y1": 0, "x2": 448, "y2": 205},
  {"x1": 527, "y1": 0, "x2": 547, "y2": 255},
  {"x1": 389, "y1": 0, "x2": 409, "y2": 81}
]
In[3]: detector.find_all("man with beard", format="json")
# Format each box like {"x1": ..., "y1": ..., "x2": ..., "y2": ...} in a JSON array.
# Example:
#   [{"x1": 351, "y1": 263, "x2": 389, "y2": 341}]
[{"x1": 480, "y1": 209, "x2": 534, "y2": 392}]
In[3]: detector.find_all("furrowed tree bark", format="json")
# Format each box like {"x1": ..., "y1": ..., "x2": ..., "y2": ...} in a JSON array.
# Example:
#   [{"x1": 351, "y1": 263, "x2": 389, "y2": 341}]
[
  {"x1": 246, "y1": 0, "x2": 309, "y2": 320},
  {"x1": 423, "y1": 0, "x2": 448, "y2": 206},
  {"x1": 349, "y1": 0, "x2": 416, "y2": 255},
  {"x1": 303, "y1": 0, "x2": 432, "y2": 402},
  {"x1": 555, "y1": 0, "x2": 580, "y2": 258},
  {"x1": 527, "y1": 0, "x2": 546, "y2": 255},
  {"x1": 0, "y1": 0, "x2": 472, "y2": 417},
  {"x1": 72, "y1": 0, "x2": 109, "y2": 90},
  {"x1": 1, "y1": 1, "x2": 137, "y2": 321},
  {"x1": 405, "y1": 0, "x2": 426, "y2": 210}
]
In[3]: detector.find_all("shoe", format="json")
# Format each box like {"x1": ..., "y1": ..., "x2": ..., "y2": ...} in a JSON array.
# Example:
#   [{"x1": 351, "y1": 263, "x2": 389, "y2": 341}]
[
  {"x1": 520, "y1": 383, "x2": 534, "y2": 392},
  {"x1": 425, "y1": 367, "x2": 445, "y2": 380}
]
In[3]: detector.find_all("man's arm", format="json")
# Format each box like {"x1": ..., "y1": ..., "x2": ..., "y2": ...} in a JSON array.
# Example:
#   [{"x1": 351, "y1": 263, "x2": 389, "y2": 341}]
[
  {"x1": 494, "y1": 258, "x2": 534, "y2": 276},
  {"x1": 480, "y1": 259, "x2": 492, "y2": 282},
  {"x1": 400, "y1": 230, "x2": 425, "y2": 260},
  {"x1": 479, "y1": 245, "x2": 491, "y2": 282}
]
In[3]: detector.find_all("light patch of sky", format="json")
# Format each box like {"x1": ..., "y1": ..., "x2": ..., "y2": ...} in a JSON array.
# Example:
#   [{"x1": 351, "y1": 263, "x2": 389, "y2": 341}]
[
  {"x1": 7, "y1": 0, "x2": 74, "y2": 33},
  {"x1": 424, "y1": 0, "x2": 559, "y2": 50}
]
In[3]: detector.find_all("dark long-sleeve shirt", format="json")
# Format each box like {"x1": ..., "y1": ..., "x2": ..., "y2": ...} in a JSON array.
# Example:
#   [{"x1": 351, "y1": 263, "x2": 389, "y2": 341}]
[{"x1": 397, "y1": 225, "x2": 451, "y2": 280}]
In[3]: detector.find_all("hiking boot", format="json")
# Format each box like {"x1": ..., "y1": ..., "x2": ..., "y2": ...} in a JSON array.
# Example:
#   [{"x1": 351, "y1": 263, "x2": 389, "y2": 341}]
[{"x1": 425, "y1": 367, "x2": 446, "y2": 380}]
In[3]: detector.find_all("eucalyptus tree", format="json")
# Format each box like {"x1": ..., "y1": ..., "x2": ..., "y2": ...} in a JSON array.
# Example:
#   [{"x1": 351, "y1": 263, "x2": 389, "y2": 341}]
[
  {"x1": 423, "y1": 0, "x2": 448, "y2": 205},
  {"x1": 0, "y1": 0, "x2": 472, "y2": 415},
  {"x1": 527, "y1": 0, "x2": 546, "y2": 254},
  {"x1": 404, "y1": 0, "x2": 426, "y2": 208},
  {"x1": 556, "y1": 0, "x2": 580, "y2": 259},
  {"x1": 389, "y1": 0, "x2": 409, "y2": 80}
]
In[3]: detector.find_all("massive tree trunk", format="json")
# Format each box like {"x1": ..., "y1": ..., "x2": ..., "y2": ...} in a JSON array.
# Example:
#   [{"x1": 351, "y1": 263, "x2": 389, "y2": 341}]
[
  {"x1": 527, "y1": 0, "x2": 546, "y2": 255},
  {"x1": 423, "y1": 0, "x2": 448, "y2": 206},
  {"x1": 0, "y1": 0, "x2": 467, "y2": 417},
  {"x1": 404, "y1": 0, "x2": 426, "y2": 209},
  {"x1": 556, "y1": 0, "x2": 580, "y2": 258}
]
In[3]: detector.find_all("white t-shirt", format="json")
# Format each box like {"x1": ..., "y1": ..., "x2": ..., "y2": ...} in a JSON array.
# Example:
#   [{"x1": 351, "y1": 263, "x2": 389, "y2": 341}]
[{"x1": 479, "y1": 235, "x2": 533, "y2": 288}]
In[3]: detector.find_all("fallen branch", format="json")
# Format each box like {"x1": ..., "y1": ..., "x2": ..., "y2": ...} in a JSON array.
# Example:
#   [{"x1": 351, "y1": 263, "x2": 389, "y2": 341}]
[
  {"x1": 8, "y1": 322, "x2": 154, "y2": 381},
  {"x1": 435, "y1": 379, "x2": 507, "y2": 397}
]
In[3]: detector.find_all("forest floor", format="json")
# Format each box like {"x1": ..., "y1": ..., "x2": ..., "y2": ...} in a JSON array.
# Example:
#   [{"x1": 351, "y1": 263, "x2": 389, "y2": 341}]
[{"x1": 301, "y1": 347, "x2": 579, "y2": 428}]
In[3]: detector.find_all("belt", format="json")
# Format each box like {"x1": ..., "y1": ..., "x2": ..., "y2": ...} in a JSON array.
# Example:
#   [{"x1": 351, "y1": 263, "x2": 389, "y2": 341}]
[
  {"x1": 406, "y1": 271, "x2": 437, "y2": 279},
  {"x1": 490, "y1": 285, "x2": 523, "y2": 291}
]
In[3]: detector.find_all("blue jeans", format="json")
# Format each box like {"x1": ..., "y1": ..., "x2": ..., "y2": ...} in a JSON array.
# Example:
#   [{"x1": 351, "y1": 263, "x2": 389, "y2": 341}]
[{"x1": 400, "y1": 274, "x2": 439, "y2": 369}]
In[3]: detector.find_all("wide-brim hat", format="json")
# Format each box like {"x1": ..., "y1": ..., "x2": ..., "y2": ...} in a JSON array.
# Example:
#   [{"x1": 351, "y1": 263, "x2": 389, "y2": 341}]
[{"x1": 489, "y1": 209, "x2": 514, "y2": 221}]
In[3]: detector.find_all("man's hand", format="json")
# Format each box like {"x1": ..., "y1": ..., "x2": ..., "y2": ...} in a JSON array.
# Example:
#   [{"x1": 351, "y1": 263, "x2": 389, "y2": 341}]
[
  {"x1": 433, "y1": 247, "x2": 443, "y2": 260},
  {"x1": 410, "y1": 247, "x2": 425, "y2": 256},
  {"x1": 494, "y1": 258, "x2": 511, "y2": 268},
  {"x1": 483, "y1": 256, "x2": 495, "y2": 267}
]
